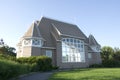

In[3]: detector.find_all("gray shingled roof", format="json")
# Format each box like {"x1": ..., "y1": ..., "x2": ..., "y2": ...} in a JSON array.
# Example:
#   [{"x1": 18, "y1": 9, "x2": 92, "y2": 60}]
[
  {"x1": 41, "y1": 17, "x2": 87, "y2": 39},
  {"x1": 88, "y1": 46, "x2": 94, "y2": 52},
  {"x1": 23, "y1": 22, "x2": 42, "y2": 38},
  {"x1": 36, "y1": 17, "x2": 88, "y2": 47},
  {"x1": 88, "y1": 34, "x2": 99, "y2": 46},
  {"x1": 22, "y1": 17, "x2": 90, "y2": 47}
]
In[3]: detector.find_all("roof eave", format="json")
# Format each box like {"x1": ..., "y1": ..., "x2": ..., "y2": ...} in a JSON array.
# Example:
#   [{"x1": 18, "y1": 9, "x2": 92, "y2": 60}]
[{"x1": 60, "y1": 34, "x2": 86, "y2": 40}]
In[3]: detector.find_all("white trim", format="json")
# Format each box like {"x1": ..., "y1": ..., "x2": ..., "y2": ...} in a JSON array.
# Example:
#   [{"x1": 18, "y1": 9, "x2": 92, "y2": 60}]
[
  {"x1": 61, "y1": 34, "x2": 85, "y2": 40},
  {"x1": 31, "y1": 23, "x2": 34, "y2": 37},
  {"x1": 51, "y1": 32, "x2": 61, "y2": 42},
  {"x1": 41, "y1": 47, "x2": 56, "y2": 49},
  {"x1": 51, "y1": 32, "x2": 58, "y2": 41},
  {"x1": 51, "y1": 23, "x2": 61, "y2": 35},
  {"x1": 21, "y1": 37, "x2": 46, "y2": 41}
]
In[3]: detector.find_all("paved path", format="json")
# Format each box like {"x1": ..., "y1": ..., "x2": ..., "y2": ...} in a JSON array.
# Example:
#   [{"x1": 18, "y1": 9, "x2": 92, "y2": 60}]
[{"x1": 16, "y1": 72, "x2": 53, "y2": 80}]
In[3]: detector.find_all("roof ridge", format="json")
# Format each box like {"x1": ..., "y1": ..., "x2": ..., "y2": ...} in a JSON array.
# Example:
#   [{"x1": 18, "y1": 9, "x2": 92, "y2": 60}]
[
  {"x1": 22, "y1": 23, "x2": 34, "y2": 38},
  {"x1": 31, "y1": 23, "x2": 35, "y2": 37},
  {"x1": 35, "y1": 23, "x2": 42, "y2": 37},
  {"x1": 89, "y1": 34, "x2": 99, "y2": 45},
  {"x1": 41, "y1": 16, "x2": 77, "y2": 26}
]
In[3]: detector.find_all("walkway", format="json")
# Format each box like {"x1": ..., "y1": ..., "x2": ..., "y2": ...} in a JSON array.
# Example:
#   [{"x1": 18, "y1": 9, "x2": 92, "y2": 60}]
[{"x1": 13, "y1": 72, "x2": 53, "y2": 80}]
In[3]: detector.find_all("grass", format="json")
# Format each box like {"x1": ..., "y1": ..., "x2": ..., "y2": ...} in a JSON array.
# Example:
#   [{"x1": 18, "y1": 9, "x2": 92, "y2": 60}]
[{"x1": 49, "y1": 68, "x2": 120, "y2": 80}]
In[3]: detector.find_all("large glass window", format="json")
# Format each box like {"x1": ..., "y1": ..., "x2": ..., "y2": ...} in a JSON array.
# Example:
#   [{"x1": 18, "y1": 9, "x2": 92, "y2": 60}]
[{"x1": 62, "y1": 38, "x2": 85, "y2": 62}]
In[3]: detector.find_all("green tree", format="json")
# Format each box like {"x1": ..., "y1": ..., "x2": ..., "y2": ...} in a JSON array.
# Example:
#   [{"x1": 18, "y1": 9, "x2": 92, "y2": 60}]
[
  {"x1": 0, "y1": 46, "x2": 16, "y2": 56},
  {"x1": 113, "y1": 47, "x2": 120, "y2": 61},
  {"x1": 101, "y1": 46, "x2": 114, "y2": 61}
]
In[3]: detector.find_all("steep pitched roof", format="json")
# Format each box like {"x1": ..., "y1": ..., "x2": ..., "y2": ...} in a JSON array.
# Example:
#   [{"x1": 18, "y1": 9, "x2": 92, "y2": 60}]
[
  {"x1": 41, "y1": 17, "x2": 87, "y2": 39},
  {"x1": 88, "y1": 46, "x2": 94, "y2": 52},
  {"x1": 23, "y1": 21, "x2": 42, "y2": 38},
  {"x1": 88, "y1": 34, "x2": 99, "y2": 46},
  {"x1": 37, "y1": 17, "x2": 88, "y2": 47}
]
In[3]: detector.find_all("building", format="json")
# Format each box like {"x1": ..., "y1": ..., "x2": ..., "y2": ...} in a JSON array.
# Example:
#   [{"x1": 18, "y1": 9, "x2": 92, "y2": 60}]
[{"x1": 17, "y1": 17, "x2": 101, "y2": 68}]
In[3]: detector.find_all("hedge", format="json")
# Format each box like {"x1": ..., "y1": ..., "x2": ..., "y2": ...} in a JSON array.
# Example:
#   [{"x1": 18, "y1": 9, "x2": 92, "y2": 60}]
[
  {"x1": 0, "y1": 54, "x2": 16, "y2": 61},
  {"x1": 102, "y1": 60, "x2": 120, "y2": 67},
  {"x1": 16, "y1": 56, "x2": 52, "y2": 71},
  {"x1": 89, "y1": 60, "x2": 120, "y2": 68},
  {"x1": 0, "y1": 55, "x2": 53, "y2": 79},
  {"x1": 0, "y1": 59, "x2": 30, "y2": 80}
]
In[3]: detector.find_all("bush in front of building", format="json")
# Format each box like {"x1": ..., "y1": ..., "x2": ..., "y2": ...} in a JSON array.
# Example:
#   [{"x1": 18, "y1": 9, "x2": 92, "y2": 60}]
[
  {"x1": 89, "y1": 64, "x2": 103, "y2": 68},
  {"x1": 16, "y1": 56, "x2": 52, "y2": 71},
  {"x1": 0, "y1": 59, "x2": 30, "y2": 80},
  {"x1": 0, "y1": 53, "x2": 16, "y2": 61},
  {"x1": 102, "y1": 60, "x2": 120, "y2": 67}
]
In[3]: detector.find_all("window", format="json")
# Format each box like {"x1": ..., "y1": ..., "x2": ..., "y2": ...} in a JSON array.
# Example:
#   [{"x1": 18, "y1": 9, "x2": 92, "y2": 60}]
[
  {"x1": 32, "y1": 39, "x2": 40, "y2": 45},
  {"x1": 32, "y1": 39, "x2": 41, "y2": 46},
  {"x1": 88, "y1": 53, "x2": 92, "y2": 59},
  {"x1": 23, "y1": 39, "x2": 31, "y2": 46},
  {"x1": 62, "y1": 38, "x2": 85, "y2": 62},
  {"x1": 23, "y1": 38, "x2": 43, "y2": 47},
  {"x1": 46, "y1": 50, "x2": 52, "y2": 58}
]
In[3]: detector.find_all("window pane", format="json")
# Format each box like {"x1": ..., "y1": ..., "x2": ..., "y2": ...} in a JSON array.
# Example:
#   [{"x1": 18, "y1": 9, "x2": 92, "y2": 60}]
[
  {"x1": 88, "y1": 53, "x2": 92, "y2": 59},
  {"x1": 70, "y1": 38, "x2": 73, "y2": 42},
  {"x1": 74, "y1": 39, "x2": 76, "y2": 43},
  {"x1": 66, "y1": 38, "x2": 69, "y2": 42},
  {"x1": 46, "y1": 50, "x2": 52, "y2": 57}
]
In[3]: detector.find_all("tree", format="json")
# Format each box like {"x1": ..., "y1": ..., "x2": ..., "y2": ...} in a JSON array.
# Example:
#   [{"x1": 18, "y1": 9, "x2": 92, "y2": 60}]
[
  {"x1": 0, "y1": 38, "x2": 4, "y2": 47},
  {"x1": 0, "y1": 46, "x2": 16, "y2": 56},
  {"x1": 113, "y1": 47, "x2": 120, "y2": 61},
  {"x1": 101, "y1": 46, "x2": 114, "y2": 61},
  {"x1": 0, "y1": 38, "x2": 16, "y2": 56}
]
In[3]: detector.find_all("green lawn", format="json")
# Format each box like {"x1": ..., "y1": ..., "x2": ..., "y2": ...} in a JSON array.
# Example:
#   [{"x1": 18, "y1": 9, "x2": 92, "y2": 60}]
[{"x1": 49, "y1": 68, "x2": 120, "y2": 80}]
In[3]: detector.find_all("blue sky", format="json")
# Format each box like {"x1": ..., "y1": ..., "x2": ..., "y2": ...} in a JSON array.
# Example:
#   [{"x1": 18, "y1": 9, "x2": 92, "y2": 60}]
[{"x1": 0, "y1": 0, "x2": 120, "y2": 49}]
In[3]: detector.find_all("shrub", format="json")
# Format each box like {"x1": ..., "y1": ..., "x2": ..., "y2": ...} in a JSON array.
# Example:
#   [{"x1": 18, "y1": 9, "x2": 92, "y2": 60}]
[
  {"x1": 16, "y1": 56, "x2": 52, "y2": 71},
  {"x1": 52, "y1": 66, "x2": 59, "y2": 69},
  {"x1": 102, "y1": 60, "x2": 120, "y2": 67},
  {"x1": 89, "y1": 60, "x2": 120, "y2": 68},
  {"x1": 0, "y1": 59, "x2": 30, "y2": 80},
  {"x1": 0, "y1": 54, "x2": 16, "y2": 61},
  {"x1": 89, "y1": 64, "x2": 103, "y2": 68}
]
